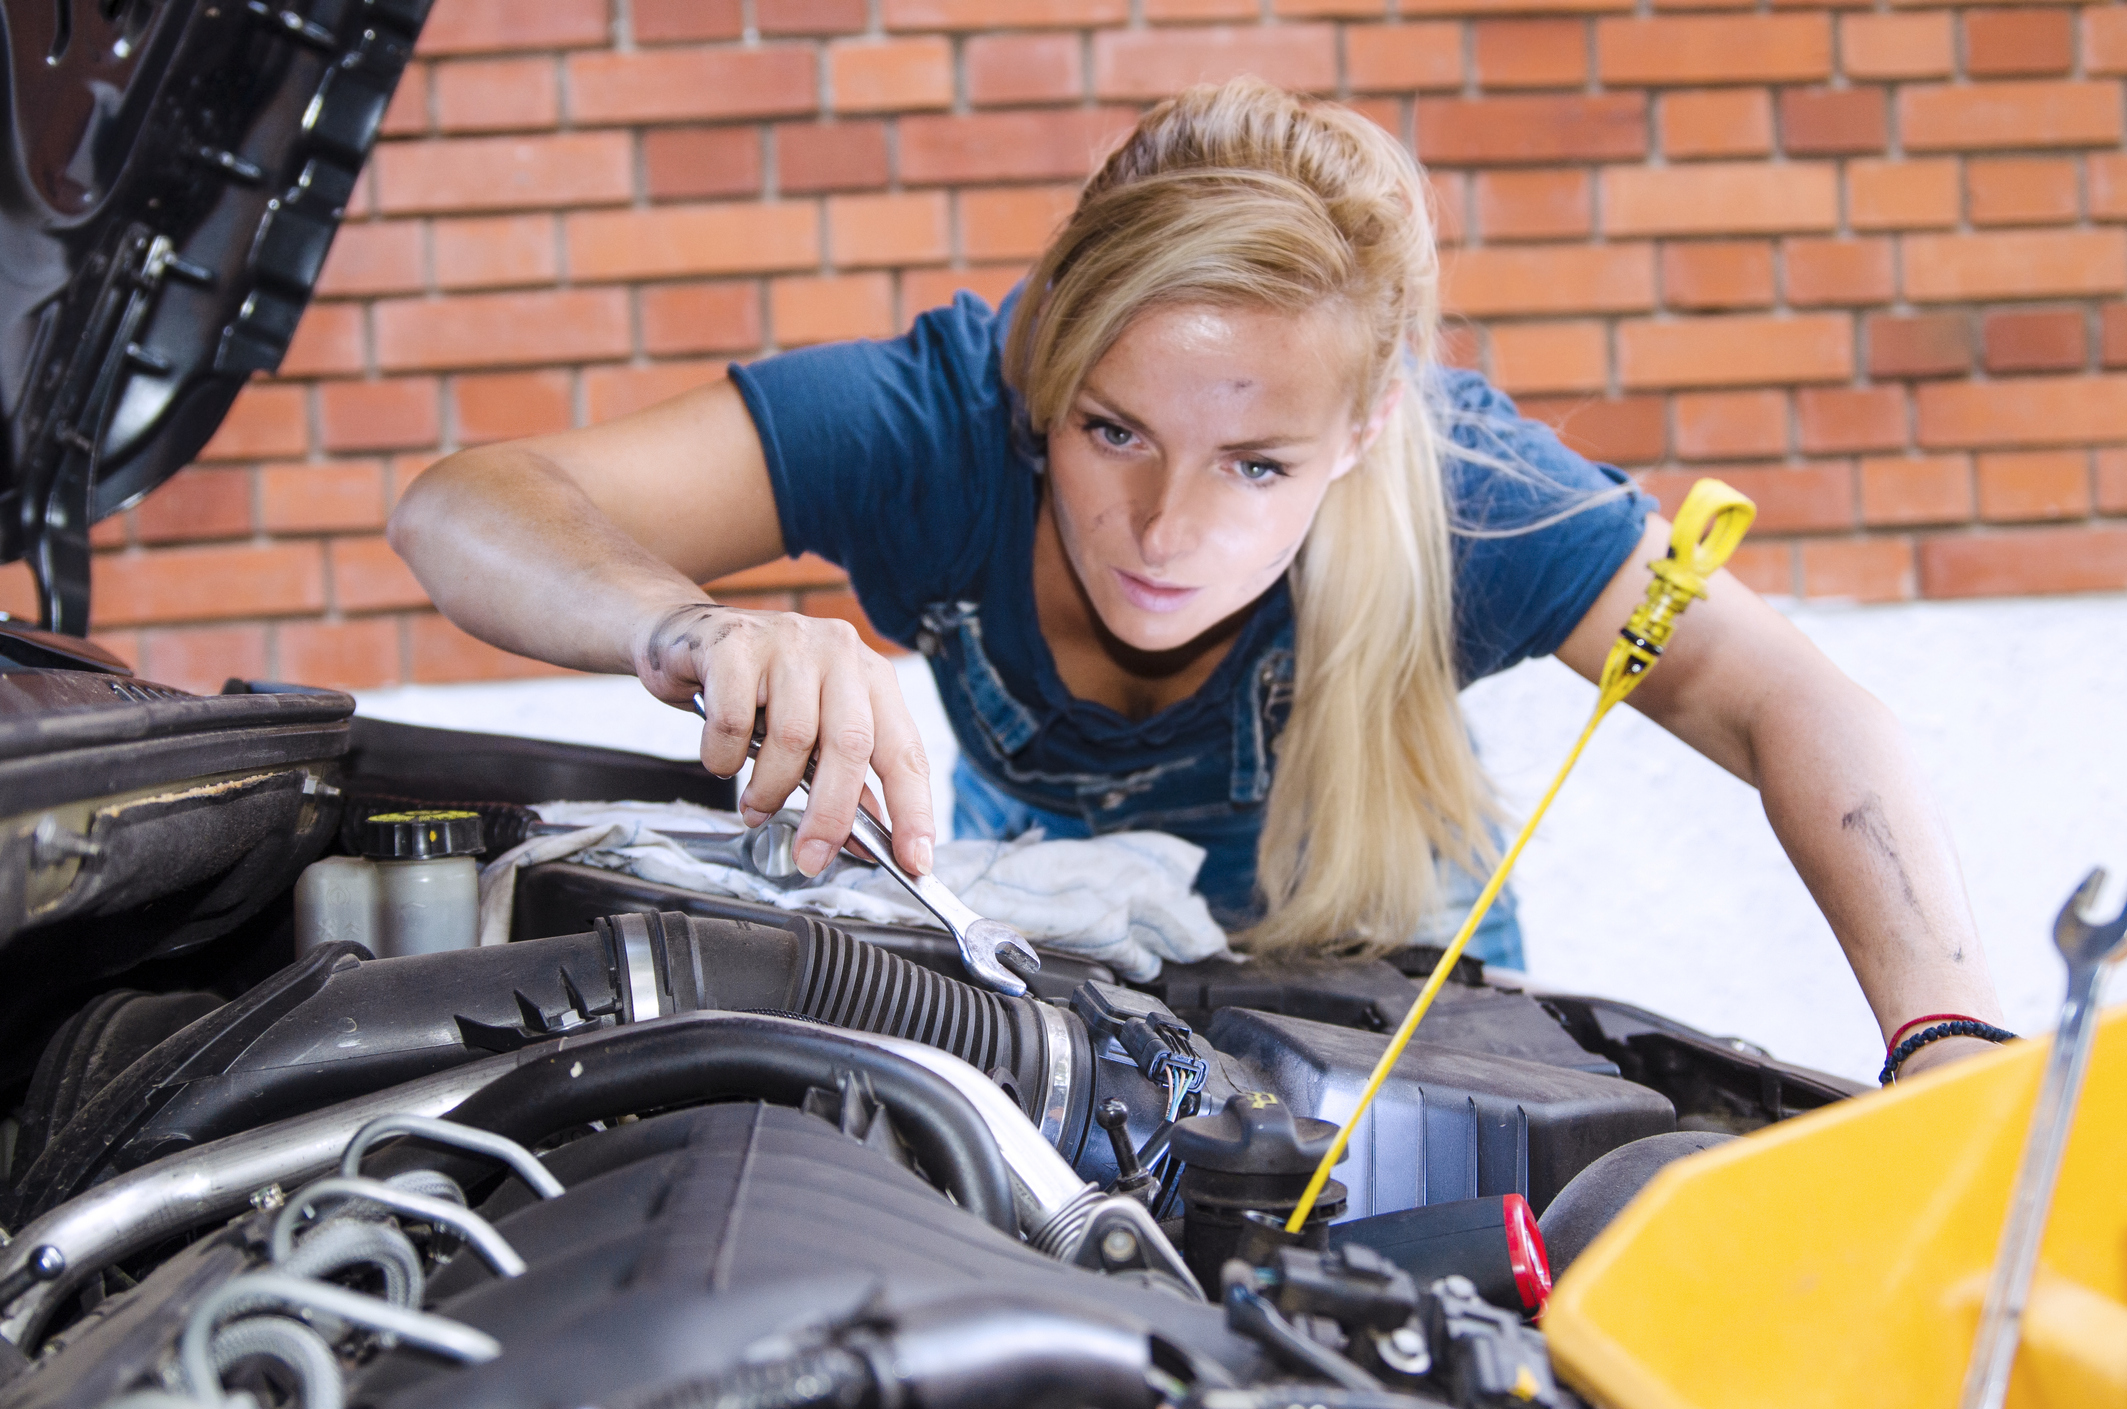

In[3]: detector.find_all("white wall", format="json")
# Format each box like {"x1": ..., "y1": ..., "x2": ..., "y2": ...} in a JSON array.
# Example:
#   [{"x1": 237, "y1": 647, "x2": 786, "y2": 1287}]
[{"x1": 357, "y1": 589, "x2": 2127, "y2": 1085}]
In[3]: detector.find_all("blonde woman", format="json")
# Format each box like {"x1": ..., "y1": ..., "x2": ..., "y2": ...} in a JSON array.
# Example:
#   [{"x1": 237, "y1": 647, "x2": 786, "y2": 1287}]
[{"x1": 391, "y1": 79, "x2": 2005, "y2": 1081}]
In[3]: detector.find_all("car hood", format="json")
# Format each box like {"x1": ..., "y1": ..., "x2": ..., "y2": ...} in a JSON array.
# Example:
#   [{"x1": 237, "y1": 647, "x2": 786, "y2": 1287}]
[{"x1": 0, "y1": 0, "x2": 432, "y2": 633}]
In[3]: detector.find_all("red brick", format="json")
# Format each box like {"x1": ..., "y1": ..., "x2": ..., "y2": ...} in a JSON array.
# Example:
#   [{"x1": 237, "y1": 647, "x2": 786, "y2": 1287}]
[
  {"x1": 1964, "y1": 9, "x2": 2073, "y2": 78},
  {"x1": 318, "y1": 378, "x2": 441, "y2": 452},
  {"x1": 90, "y1": 515, "x2": 127, "y2": 550},
  {"x1": 1415, "y1": 94, "x2": 1646, "y2": 166},
  {"x1": 1800, "y1": 538, "x2": 1913, "y2": 602},
  {"x1": 1860, "y1": 454, "x2": 1971, "y2": 525},
  {"x1": 1274, "y1": 0, "x2": 1384, "y2": 17},
  {"x1": 883, "y1": 0, "x2": 1127, "y2": 28},
  {"x1": 827, "y1": 192, "x2": 951, "y2": 267},
  {"x1": 332, "y1": 536, "x2": 431, "y2": 612},
  {"x1": 567, "y1": 204, "x2": 821, "y2": 281},
  {"x1": 199, "y1": 385, "x2": 308, "y2": 461},
  {"x1": 275, "y1": 618, "x2": 403, "y2": 691},
  {"x1": 1797, "y1": 386, "x2": 1906, "y2": 453},
  {"x1": 961, "y1": 185, "x2": 1079, "y2": 260},
  {"x1": 454, "y1": 371, "x2": 575, "y2": 445},
  {"x1": 1674, "y1": 390, "x2": 1787, "y2": 459},
  {"x1": 381, "y1": 62, "x2": 429, "y2": 138},
  {"x1": 376, "y1": 290, "x2": 630, "y2": 371},
  {"x1": 798, "y1": 589, "x2": 902, "y2": 656},
  {"x1": 1347, "y1": 24, "x2": 1464, "y2": 92},
  {"x1": 1442, "y1": 244, "x2": 1655, "y2": 317},
  {"x1": 1847, "y1": 158, "x2": 1960, "y2": 230},
  {"x1": 279, "y1": 303, "x2": 367, "y2": 378},
  {"x1": 418, "y1": 0, "x2": 609, "y2": 55},
  {"x1": 1092, "y1": 26, "x2": 1338, "y2": 100},
  {"x1": 1430, "y1": 171, "x2": 1467, "y2": 245},
  {"x1": 1840, "y1": 13, "x2": 1953, "y2": 80},
  {"x1": 2091, "y1": 8, "x2": 2127, "y2": 75},
  {"x1": 1721, "y1": 542, "x2": 1795, "y2": 598},
  {"x1": 1784, "y1": 238, "x2": 1893, "y2": 306},
  {"x1": 376, "y1": 134, "x2": 633, "y2": 213},
  {"x1": 1917, "y1": 375, "x2": 2127, "y2": 448},
  {"x1": 409, "y1": 613, "x2": 573, "y2": 682},
  {"x1": 1902, "y1": 230, "x2": 2127, "y2": 303},
  {"x1": 771, "y1": 273, "x2": 896, "y2": 346},
  {"x1": 432, "y1": 214, "x2": 559, "y2": 290},
  {"x1": 1779, "y1": 87, "x2": 1886, "y2": 156},
  {"x1": 1597, "y1": 16, "x2": 1831, "y2": 85},
  {"x1": 1604, "y1": 163, "x2": 1837, "y2": 236},
  {"x1": 1147, "y1": 0, "x2": 1256, "y2": 20},
  {"x1": 1982, "y1": 310, "x2": 2087, "y2": 374},
  {"x1": 97, "y1": 543, "x2": 326, "y2": 626},
  {"x1": 899, "y1": 108, "x2": 1137, "y2": 185},
  {"x1": 643, "y1": 127, "x2": 764, "y2": 203},
  {"x1": 315, "y1": 222, "x2": 424, "y2": 297},
  {"x1": 759, "y1": 0, "x2": 867, "y2": 34},
  {"x1": 434, "y1": 57, "x2": 559, "y2": 133},
  {"x1": 567, "y1": 47, "x2": 816, "y2": 126},
  {"x1": 641, "y1": 282, "x2": 765, "y2": 357},
  {"x1": 134, "y1": 467, "x2": 252, "y2": 543},
  {"x1": 1641, "y1": 464, "x2": 1854, "y2": 533},
  {"x1": 901, "y1": 266, "x2": 1028, "y2": 320},
  {"x1": 2098, "y1": 447, "x2": 2127, "y2": 511},
  {"x1": 1662, "y1": 242, "x2": 1774, "y2": 310},
  {"x1": 1965, "y1": 157, "x2": 2079, "y2": 227},
  {"x1": 2092, "y1": 153, "x2": 2127, "y2": 221},
  {"x1": 1519, "y1": 395, "x2": 1668, "y2": 464},
  {"x1": 1487, "y1": 322, "x2": 1608, "y2": 394},
  {"x1": 86, "y1": 628, "x2": 141, "y2": 672},
  {"x1": 1618, "y1": 313, "x2": 1852, "y2": 388},
  {"x1": 585, "y1": 362, "x2": 728, "y2": 422},
  {"x1": 1474, "y1": 20, "x2": 1587, "y2": 89},
  {"x1": 830, "y1": 38, "x2": 954, "y2": 113},
  {"x1": 967, "y1": 34, "x2": 1086, "y2": 106},
  {"x1": 634, "y1": 0, "x2": 745, "y2": 42},
  {"x1": 1977, "y1": 450, "x2": 2088, "y2": 521},
  {"x1": 1400, "y1": 0, "x2": 1628, "y2": 11},
  {"x1": 259, "y1": 461, "x2": 388, "y2": 534},
  {"x1": 1868, "y1": 313, "x2": 1971, "y2": 379},
  {"x1": 2104, "y1": 304, "x2": 2127, "y2": 367},
  {"x1": 1918, "y1": 526, "x2": 2127, "y2": 598},
  {"x1": 1660, "y1": 89, "x2": 1773, "y2": 159},
  {"x1": 1900, "y1": 81, "x2": 2122, "y2": 152},
  {"x1": 777, "y1": 123, "x2": 890, "y2": 194},
  {"x1": 708, "y1": 554, "x2": 851, "y2": 595},
  {"x1": 139, "y1": 625, "x2": 269, "y2": 696},
  {"x1": 1475, "y1": 170, "x2": 1590, "y2": 241}
]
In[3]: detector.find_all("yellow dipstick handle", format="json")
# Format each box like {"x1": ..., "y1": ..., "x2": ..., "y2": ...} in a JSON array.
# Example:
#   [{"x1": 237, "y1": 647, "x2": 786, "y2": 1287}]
[{"x1": 1283, "y1": 479, "x2": 1757, "y2": 1234}]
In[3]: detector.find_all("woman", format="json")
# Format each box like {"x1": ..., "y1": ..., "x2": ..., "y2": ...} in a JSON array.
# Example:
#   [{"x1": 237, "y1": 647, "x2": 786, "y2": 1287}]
[{"x1": 390, "y1": 79, "x2": 2004, "y2": 1080}]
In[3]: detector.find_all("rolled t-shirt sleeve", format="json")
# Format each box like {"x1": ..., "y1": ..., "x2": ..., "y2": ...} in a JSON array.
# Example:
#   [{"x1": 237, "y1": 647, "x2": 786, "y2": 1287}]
[
  {"x1": 1437, "y1": 370, "x2": 1659, "y2": 684},
  {"x1": 727, "y1": 292, "x2": 1017, "y2": 647}
]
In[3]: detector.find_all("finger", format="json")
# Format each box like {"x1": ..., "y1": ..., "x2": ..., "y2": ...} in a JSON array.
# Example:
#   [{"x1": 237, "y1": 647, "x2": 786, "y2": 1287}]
[
  {"x1": 792, "y1": 662, "x2": 875, "y2": 877},
  {"x1": 742, "y1": 652, "x2": 821, "y2": 827},
  {"x1": 840, "y1": 781, "x2": 885, "y2": 864},
  {"x1": 866, "y1": 665, "x2": 936, "y2": 875},
  {"x1": 696, "y1": 642, "x2": 763, "y2": 780}
]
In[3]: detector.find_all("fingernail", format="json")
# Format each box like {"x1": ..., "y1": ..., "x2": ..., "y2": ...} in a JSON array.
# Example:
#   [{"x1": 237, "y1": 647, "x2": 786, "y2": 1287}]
[
  {"x1": 913, "y1": 836, "x2": 933, "y2": 875},
  {"x1": 741, "y1": 805, "x2": 769, "y2": 827},
  {"x1": 797, "y1": 839, "x2": 833, "y2": 876}
]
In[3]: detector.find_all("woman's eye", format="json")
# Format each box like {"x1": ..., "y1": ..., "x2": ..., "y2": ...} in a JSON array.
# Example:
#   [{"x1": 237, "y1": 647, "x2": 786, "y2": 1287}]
[
  {"x1": 1235, "y1": 459, "x2": 1286, "y2": 482},
  {"x1": 1094, "y1": 422, "x2": 1134, "y2": 448}
]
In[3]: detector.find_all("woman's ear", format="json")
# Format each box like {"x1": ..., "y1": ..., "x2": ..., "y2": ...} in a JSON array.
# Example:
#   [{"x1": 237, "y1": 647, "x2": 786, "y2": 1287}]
[{"x1": 1328, "y1": 377, "x2": 1404, "y2": 483}]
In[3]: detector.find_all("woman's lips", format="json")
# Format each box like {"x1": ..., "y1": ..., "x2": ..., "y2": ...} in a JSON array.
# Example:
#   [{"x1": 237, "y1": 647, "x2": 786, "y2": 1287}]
[{"x1": 1113, "y1": 568, "x2": 1200, "y2": 614}]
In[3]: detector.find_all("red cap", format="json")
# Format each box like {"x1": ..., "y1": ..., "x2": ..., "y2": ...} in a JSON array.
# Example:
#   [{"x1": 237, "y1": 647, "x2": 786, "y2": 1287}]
[{"x1": 1502, "y1": 1193, "x2": 1552, "y2": 1313}]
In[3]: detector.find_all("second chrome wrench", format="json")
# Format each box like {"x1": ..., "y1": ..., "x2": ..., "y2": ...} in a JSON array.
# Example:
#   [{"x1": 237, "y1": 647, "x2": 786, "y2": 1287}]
[{"x1": 690, "y1": 695, "x2": 1041, "y2": 996}]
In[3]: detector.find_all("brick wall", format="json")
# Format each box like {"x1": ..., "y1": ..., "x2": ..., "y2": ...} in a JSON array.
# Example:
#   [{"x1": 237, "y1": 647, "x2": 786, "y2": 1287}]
[{"x1": 4, "y1": 0, "x2": 2125, "y2": 693}]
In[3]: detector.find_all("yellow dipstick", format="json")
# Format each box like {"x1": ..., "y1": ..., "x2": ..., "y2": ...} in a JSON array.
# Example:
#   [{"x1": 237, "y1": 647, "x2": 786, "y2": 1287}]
[{"x1": 1284, "y1": 477, "x2": 1758, "y2": 1234}]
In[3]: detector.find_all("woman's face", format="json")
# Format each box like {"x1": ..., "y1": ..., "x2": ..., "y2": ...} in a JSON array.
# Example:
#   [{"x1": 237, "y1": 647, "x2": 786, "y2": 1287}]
[{"x1": 1045, "y1": 301, "x2": 1386, "y2": 654}]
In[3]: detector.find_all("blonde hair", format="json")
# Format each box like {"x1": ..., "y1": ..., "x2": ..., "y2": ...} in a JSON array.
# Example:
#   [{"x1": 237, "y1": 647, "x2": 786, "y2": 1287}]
[{"x1": 1005, "y1": 77, "x2": 1494, "y2": 956}]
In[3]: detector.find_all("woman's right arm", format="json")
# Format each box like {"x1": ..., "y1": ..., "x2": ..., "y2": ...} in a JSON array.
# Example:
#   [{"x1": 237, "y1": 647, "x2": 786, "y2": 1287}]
[{"x1": 385, "y1": 377, "x2": 937, "y2": 879}]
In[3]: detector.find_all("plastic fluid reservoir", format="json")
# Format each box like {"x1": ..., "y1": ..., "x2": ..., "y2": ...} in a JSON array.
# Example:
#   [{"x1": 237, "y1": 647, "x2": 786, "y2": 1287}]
[
  {"x1": 361, "y1": 809, "x2": 485, "y2": 957},
  {"x1": 294, "y1": 856, "x2": 381, "y2": 956}
]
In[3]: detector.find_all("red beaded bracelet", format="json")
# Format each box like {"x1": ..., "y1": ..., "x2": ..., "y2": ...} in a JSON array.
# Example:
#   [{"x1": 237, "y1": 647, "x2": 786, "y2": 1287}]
[{"x1": 1887, "y1": 1012, "x2": 1991, "y2": 1051}]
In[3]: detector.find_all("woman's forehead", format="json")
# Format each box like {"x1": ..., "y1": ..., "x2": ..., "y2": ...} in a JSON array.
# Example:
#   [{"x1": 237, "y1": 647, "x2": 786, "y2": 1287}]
[{"x1": 1081, "y1": 301, "x2": 1373, "y2": 424}]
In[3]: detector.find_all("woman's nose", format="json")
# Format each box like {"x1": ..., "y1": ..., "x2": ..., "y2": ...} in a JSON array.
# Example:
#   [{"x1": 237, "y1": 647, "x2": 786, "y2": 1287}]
[{"x1": 1134, "y1": 472, "x2": 1203, "y2": 567}]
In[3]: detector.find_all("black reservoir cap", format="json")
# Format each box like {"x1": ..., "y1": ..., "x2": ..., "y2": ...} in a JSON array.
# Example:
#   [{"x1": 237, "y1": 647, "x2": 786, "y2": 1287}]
[
  {"x1": 1169, "y1": 1091, "x2": 1344, "y2": 1175},
  {"x1": 361, "y1": 808, "x2": 485, "y2": 860}
]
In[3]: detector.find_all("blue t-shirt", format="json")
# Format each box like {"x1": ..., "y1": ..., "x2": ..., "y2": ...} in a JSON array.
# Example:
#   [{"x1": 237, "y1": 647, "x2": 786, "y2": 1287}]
[{"x1": 731, "y1": 291, "x2": 1654, "y2": 925}]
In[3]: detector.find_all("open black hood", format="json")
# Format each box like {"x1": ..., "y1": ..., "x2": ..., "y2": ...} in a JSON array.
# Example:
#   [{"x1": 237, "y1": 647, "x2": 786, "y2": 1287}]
[{"x1": 1, "y1": 0, "x2": 431, "y2": 635}]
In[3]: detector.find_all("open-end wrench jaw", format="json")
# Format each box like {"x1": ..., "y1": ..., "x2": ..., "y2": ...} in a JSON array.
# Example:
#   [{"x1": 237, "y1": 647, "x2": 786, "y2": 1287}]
[{"x1": 2053, "y1": 867, "x2": 2127, "y2": 969}]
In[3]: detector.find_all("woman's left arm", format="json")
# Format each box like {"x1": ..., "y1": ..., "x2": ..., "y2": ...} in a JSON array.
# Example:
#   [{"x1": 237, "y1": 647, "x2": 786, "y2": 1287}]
[{"x1": 1554, "y1": 517, "x2": 2007, "y2": 1080}]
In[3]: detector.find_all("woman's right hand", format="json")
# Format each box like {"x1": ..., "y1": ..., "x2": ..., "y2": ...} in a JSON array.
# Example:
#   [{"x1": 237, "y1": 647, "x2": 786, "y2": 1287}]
[{"x1": 631, "y1": 599, "x2": 936, "y2": 879}]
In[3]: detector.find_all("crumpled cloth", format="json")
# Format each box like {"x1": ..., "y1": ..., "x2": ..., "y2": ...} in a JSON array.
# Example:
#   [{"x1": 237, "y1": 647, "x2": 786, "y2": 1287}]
[{"x1": 476, "y1": 799, "x2": 1232, "y2": 979}]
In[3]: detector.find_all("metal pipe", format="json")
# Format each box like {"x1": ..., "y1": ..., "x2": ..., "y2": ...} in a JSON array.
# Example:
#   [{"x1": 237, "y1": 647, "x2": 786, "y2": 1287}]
[
  {"x1": 269, "y1": 1177, "x2": 526, "y2": 1276},
  {"x1": 0, "y1": 1052, "x2": 523, "y2": 1349}
]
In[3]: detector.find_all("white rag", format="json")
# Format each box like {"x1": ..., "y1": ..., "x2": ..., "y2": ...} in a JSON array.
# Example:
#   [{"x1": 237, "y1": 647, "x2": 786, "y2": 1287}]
[{"x1": 476, "y1": 799, "x2": 1233, "y2": 979}]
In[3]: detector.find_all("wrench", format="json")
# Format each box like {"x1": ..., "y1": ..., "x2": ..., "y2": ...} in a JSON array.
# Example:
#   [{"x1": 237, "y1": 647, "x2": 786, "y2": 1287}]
[
  {"x1": 689, "y1": 695, "x2": 1042, "y2": 996},
  {"x1": 528, "y1": 809, "x2": 820, "y2": 891},
  {"x1": 1958, "y1": 868, "x2": 2127, "y2": 1409}
]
